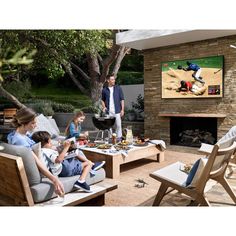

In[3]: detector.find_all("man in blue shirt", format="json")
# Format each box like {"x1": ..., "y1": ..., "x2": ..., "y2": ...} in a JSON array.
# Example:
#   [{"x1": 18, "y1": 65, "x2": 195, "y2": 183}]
[
  {"x1": 101, "y1": 74, "x2": 125, "y2": 139},
  {"x1": 180, "y1": 61, "x2": 205, "y2": 84}
]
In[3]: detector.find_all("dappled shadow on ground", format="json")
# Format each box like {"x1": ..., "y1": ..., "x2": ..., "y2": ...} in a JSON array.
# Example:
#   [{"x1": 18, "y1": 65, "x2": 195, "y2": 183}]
[
  {"x1": 138, "y1": 173, "x2": 236, "y2": 207},
  {"x1": 120, "y1": 158, "x2": 157, "y2": 173},
  {"x1": 105, "y1": 150, "x2": 236, "y2": 206}
]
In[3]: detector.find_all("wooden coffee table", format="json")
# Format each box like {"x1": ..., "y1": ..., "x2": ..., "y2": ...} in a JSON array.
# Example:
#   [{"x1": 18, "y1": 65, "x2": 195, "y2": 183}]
[{"x1": 81, "y1": 143, "x2": 165, "y2": 179}]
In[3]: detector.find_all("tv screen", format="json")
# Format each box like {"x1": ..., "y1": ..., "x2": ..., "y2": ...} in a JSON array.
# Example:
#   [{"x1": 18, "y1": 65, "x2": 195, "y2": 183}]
[{"x1": 161, "y1": 55, "x2": 224, "y2": 98}]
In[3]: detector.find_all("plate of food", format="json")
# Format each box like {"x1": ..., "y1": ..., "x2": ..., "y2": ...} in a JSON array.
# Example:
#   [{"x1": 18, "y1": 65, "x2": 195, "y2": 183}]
[
  {"x1": 85, "y1": 143, "x2": 98, "y2": 148},
  {"x1": 97, "y1": 144, "x2": 113, "y2": 149},
  {"x1": 117, "y1": 140, "x2": 130, "y2": 146},
  {"x1": 114, "y1": 145, "x2": 131, "y2": 151},
  {"x1": 133, "y1": 139, "x2": 148, "y2": 147}
]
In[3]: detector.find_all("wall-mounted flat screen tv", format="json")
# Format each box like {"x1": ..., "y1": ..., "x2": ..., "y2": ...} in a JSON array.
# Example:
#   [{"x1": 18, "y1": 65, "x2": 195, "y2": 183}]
[{"x1": 161, "y1": 55, "x2": 224, "y2": 98}]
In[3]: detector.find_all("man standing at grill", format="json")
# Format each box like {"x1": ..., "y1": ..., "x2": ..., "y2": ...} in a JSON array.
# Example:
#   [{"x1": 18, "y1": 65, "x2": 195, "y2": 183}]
[{"x1": 101, "y1": 73, "x2": 125, "y2": 140}]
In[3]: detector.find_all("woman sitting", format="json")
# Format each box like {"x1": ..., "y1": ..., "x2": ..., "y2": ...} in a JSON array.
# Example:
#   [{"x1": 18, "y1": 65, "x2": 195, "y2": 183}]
[{"x1": 7, "y1": 107, "x2": 64, "y2": 196}]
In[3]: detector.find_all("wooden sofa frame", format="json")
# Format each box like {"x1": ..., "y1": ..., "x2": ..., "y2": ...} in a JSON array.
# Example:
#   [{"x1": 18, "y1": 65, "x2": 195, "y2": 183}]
[{"x1": 0, "y1": 152, "x2": 117, "y2": 206}]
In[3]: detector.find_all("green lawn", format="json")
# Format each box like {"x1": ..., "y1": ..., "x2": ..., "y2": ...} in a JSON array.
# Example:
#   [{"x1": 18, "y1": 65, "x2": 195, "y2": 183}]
[{"x1": 31, "y1": 81, "x2": 92, "y2": 109}]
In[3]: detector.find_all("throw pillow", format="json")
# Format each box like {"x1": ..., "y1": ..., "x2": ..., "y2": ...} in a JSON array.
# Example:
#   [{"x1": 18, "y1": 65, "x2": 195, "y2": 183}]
[
  {"x1": 31, "y1": 142, "x2": 49, "y2": 178},
  {"x1": 185, "y1": 157, "x2": 208, "y2": 187},
  {"x1": 33, "y1": 114, "x2": 59, "y2": 138},
  {"x1": 32, "y1": 142, "x2": 42, "y2": 160}
]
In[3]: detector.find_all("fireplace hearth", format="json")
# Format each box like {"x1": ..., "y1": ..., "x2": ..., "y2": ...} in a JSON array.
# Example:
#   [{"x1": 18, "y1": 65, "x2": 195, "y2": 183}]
[{"x1": 170, "y1": 117, "x2": 217, "y2": 147}]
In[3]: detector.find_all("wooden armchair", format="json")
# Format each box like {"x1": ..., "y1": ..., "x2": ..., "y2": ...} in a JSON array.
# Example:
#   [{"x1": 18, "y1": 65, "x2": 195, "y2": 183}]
[
  {"x1": 150, "y1": 142, "x2": 236, "y2": 206},
  {"x1": 199, "y1": 142, "x2": 236, "y2": 177}
]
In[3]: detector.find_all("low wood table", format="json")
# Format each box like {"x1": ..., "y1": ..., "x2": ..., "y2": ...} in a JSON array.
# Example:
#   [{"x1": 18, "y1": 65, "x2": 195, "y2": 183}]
[{"x1": 81, "y1": 143, "x2": 165, "y2": 179}]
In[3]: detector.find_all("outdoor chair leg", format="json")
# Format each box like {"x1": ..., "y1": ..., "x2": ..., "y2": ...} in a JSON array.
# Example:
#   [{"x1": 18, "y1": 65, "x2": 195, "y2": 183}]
[
  {"x1": 197, "y1": 196, "x2": 210, "y2": 206},
  {"x1": 218, "y1": 176, "x2": 236, "y2": 204},
  {"x1": 188, "y1": 200, "x2": 199, "y2": 206},
  {"x1": 153, "y1": 183, "x2": 168, "y2": 206}
]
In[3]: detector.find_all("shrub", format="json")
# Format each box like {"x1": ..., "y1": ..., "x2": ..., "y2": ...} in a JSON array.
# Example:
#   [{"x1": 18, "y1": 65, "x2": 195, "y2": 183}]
[
  {"x1": 52, "y1": 103, "x2": 74, "y2": 113},
  {"x1": 81, "y1": 102, "x2": 104, "y2": 114},
  {"x1": 30, "y1": 101, "x2": 54, "y2": 116},
  {"x1": 81, "y1": 106, "x2": 98, "y2": 113},
  {"x1": 132, "y1": 94, "x2": 144, "y2": 113},
  {"x1": 3, "y1": 79, "x2": 32, "y2": 100},
  {"x1": 116, "y1": 71, "x2": 143, "y2": 85}
]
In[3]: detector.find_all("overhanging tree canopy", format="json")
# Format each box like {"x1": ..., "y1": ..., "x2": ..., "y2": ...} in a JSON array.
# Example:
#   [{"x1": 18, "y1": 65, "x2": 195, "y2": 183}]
[{"x1": 0, "y1": 30, "x2": 129, "y2": 107}]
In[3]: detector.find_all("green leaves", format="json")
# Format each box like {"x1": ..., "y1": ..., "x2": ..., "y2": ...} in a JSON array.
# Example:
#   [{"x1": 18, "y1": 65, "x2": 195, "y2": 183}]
[
  {"x1": 0, "y1": 48, "x2": 36, "y2": 83},
  {"x1": 1, "y1": 48, "x2": 36, "y2": 65}
]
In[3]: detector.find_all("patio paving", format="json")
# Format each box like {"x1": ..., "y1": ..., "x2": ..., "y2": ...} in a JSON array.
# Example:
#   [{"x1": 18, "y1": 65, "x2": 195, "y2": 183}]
[{"x1": 104, "y1": 149, "x2": 236, "y2": 206}]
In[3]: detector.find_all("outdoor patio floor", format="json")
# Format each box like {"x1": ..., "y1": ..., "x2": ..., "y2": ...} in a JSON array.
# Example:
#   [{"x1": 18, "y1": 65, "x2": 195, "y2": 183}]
[{"x1": 104, "y1": 149, "x2": 236, "y2": 206}]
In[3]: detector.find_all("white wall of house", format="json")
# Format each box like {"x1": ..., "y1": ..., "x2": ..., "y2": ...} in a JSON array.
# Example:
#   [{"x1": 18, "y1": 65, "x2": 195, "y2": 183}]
[{"x1": 120, "y1": 84, "x2": 144, "y2": 110}]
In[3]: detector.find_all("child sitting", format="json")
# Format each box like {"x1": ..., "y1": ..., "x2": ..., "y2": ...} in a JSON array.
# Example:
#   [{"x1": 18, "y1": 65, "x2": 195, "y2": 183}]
[
  {"x1": 65, "y1": 111, "x2": 89, "y2": 140},
  {"x1": 32, "y1": 131, "x2": 105, "y2": 193}
]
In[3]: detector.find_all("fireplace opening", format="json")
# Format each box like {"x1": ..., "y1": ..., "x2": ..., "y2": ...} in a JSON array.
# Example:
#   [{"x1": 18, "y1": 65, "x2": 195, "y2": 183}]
[{"x1": 170, "y1": 117, "x2": 217, "y2": 147}]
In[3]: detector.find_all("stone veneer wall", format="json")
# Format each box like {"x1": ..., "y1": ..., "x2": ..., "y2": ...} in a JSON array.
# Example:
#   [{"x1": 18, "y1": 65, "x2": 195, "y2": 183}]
[{"x1": 143, "y1": 35, "x2": 236, "y2": 144}]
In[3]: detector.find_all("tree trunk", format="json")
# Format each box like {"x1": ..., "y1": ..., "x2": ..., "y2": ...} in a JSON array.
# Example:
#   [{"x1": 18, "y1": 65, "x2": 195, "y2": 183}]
[
  {"x1": 90, "y1": 80, "x2": 104, "y2": 106},
  {"x1": 112, "y1": 46, "x2": 130, "y2": 77},
  {"x1": 0, "y1": 84, "x2": 26, "y2": 109},
  {"x1": 87, "y1": 53, "x2": 103, "y2": 104}
]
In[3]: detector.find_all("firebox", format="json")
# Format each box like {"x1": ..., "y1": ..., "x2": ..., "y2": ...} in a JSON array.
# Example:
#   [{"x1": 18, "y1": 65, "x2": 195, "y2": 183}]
[{"x1": 170, "y1": 117, "x2": 217, "y2": 147}]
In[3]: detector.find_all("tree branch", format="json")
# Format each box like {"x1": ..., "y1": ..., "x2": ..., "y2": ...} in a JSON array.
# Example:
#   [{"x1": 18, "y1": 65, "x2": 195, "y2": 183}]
[
  {"x1": 112, "y1": 46, "x2": 130, "y2": 77},
  {"x1": 97, "y1": 53, "x2": 103, "y2": 66},
  {"x1": 100, "y1": 45, "x2": 120, "y2": 83},
  {"x1": 61, "y1": 63, "x2": 90, "y2": 96},
  {"x1": 0, "y1": 84, "x2": 26, "y2": 109},
  {"x1": 24, "y1": 34, "x2": 89, "y2": 95},
  {"x1": 69, "y1": 60, "x2": 91, "y2": 83}
]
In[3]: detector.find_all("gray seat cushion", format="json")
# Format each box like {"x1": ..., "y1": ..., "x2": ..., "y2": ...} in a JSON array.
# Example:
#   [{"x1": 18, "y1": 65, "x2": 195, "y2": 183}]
[
  {"x1": 0, "y1": 142, "x2": 41, "y2": 186},
  {"x1": 30, "y1": 168, "x2": 106, "y2": 203}
]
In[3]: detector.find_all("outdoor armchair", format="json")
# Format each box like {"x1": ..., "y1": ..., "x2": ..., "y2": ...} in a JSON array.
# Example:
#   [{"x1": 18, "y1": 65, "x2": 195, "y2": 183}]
[{"x1": 150, "y1": 141, "x2": 236, "y2": 206}]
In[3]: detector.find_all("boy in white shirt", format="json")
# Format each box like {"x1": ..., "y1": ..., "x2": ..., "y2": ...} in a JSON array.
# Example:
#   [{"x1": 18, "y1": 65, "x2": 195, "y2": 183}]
[{"x1": 32, "y1": 131, "x2": 105, "y2": 192}]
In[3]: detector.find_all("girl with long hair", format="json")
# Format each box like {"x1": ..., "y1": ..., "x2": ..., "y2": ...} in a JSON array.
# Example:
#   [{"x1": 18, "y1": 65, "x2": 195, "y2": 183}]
[{"x1": 65, "y1": 111, "x2": 88, "y2": 139}]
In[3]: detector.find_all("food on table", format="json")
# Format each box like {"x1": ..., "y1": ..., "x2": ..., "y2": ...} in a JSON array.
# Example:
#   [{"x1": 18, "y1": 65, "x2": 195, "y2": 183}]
[
  {"x1": 183, "y1": 164, "x2": 192, "y2": 174},
  {"x1": 85, "y1": 143, "x2": 97, "y2": 148},
  {"x1": 97, "y1": 144, "x2": 113, "y2": 149},
  {"x1": 114, "y1": 145, "x2": 131, "y2": 151},
  {"x1": 117, "y1": 140, "x2": 130, "y2": 146},
  {"x1": 134, "y1": 139, "x2": 146, "y2": 145}
]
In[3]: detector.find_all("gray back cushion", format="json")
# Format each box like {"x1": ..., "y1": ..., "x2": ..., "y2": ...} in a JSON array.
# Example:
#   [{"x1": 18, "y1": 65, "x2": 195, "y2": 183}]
[{"x1": 0, "y1": 142, "x2": 41, "y2": 186}]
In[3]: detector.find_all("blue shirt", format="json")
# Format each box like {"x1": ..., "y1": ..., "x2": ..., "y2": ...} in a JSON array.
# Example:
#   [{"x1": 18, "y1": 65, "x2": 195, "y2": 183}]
[
  {"x1": 102, "y1": 85, "x2": 124, "y2": 114},
  {"x1": 7, "y1": 131, "x2": 35, "y2": 149},
  {"x1": 187, "y1": 63, "x2": 200, "y2": 71},
  {"x1": 67, "y1": 122, "x2": 82, "y2": 139}
]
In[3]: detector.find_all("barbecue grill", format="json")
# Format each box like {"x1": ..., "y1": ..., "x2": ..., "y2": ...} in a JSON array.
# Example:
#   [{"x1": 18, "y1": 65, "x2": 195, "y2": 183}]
[{"x1": 92, "y1": 116, "x2": 116, "y2": 142}]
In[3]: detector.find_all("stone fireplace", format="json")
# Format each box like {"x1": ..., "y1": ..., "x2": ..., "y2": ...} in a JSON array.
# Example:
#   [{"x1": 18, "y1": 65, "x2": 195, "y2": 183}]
[
  {"x1": 143, "y1": 35, "x2": 236, "y2": 146},
  {"x1": 170, "y1": 117, "x2": 217, "y2": 147}
]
